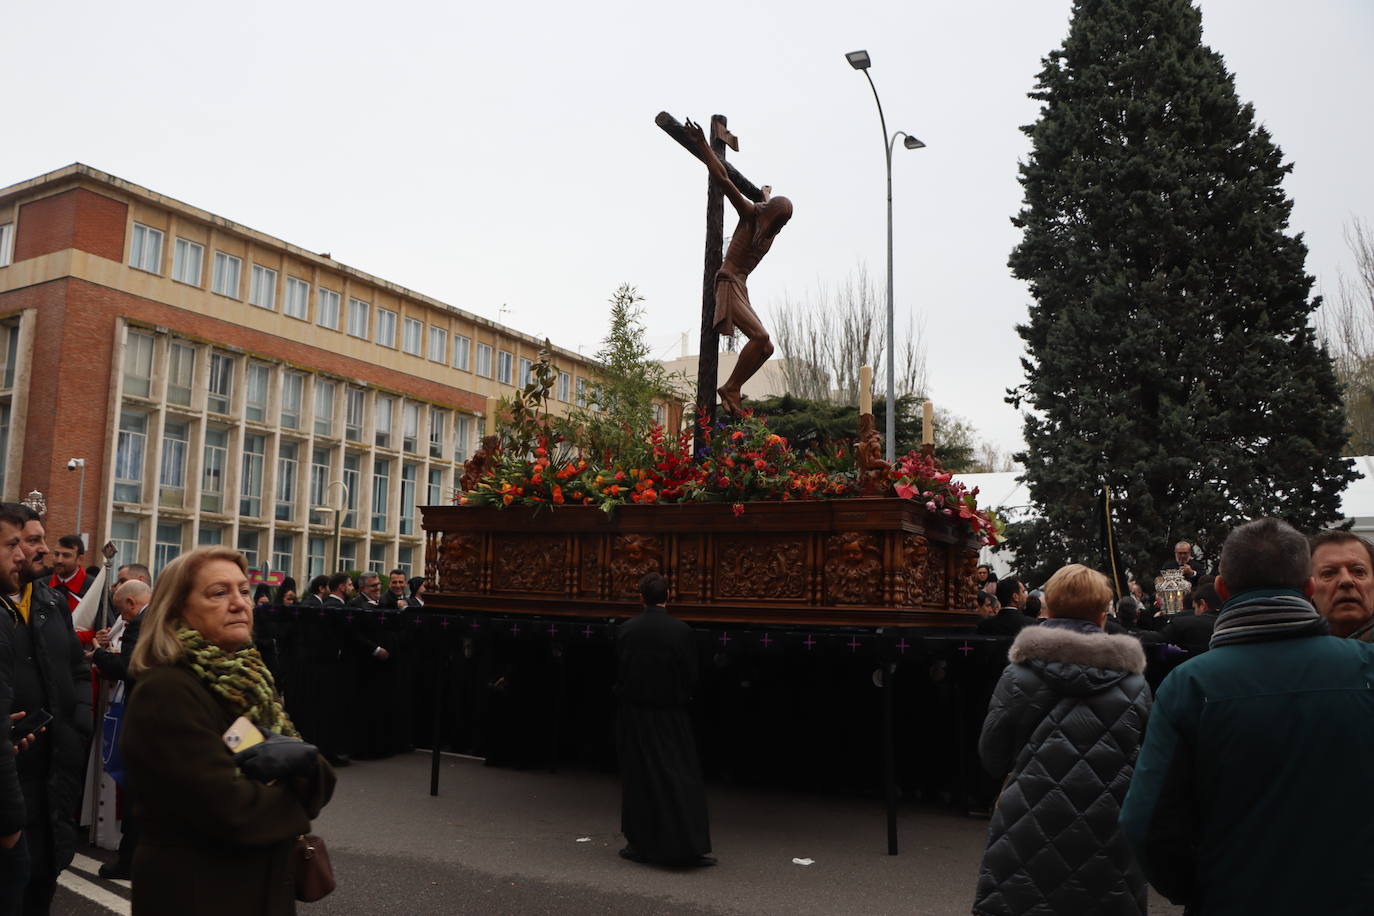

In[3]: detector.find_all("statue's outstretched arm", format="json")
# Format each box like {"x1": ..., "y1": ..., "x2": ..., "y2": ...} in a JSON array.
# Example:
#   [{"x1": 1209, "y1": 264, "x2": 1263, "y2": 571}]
[{"x1": 684, "y1": 118, "x2": 754, "y2": 219}]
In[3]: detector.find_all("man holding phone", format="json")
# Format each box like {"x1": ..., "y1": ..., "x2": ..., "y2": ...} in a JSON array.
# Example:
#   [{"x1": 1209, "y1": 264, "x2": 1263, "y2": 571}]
[{"x1": 0, "y1": 505, "x2": 32, "y2": 910}]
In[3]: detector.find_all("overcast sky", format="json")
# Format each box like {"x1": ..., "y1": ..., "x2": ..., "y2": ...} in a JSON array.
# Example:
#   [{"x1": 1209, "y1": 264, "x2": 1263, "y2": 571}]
[{"x1": 5, "y1": 0, "x2": 1371, "y2": 458}]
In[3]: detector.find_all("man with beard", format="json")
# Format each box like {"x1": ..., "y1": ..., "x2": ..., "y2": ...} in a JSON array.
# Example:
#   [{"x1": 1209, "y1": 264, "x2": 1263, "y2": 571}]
[
  {"x1": 1309, "y1": 530, "x2": 1374, "y2": 641},
  {"x1": 47, "y1": 537, "x2": 91, "y2": 615},
  {"x1": 3, "y1": 504, "x2": 91, "y2": 914},
  {"x1": 0, "y1": 506, "x2": 33, "y2": 910}
]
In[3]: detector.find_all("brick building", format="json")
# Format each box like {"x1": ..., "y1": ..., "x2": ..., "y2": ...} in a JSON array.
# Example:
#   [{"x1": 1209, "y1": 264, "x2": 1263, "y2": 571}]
[{"x1": 0, "y1": 163, "x2": 599, "y2": 581}]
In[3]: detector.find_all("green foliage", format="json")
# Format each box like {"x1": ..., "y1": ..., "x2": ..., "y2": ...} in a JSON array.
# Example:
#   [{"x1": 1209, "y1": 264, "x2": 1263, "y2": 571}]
[
  {"x1": 748, "y1": 393, "x2": 978, "y2": 472},
  {"x1": 1007, "y1": 0, "x2": 1355, "y2": 583}
]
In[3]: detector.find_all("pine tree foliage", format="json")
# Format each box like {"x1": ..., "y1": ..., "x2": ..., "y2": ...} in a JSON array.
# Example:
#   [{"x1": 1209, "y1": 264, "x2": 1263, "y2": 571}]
[{"x1": 1007, "y1": 0, "x2": 1354, "y2": 584}]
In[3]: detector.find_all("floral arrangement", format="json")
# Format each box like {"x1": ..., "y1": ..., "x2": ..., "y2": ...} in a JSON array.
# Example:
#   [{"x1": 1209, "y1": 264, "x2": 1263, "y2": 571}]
[{"x1": 459, "y1": 407, "x2": 1003, "y2": 546}]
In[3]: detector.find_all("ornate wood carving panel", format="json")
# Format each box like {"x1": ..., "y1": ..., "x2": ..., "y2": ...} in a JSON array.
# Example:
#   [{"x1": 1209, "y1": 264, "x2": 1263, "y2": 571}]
[
  {"x1": 950, "y1": 548, "x2": 979, "y2": 611},
  {"x1": 923, "y1": 540, "x2": 948, "y2": 608},
  {"x1": 437, "y1": 532, "x2": 483, "y2": 593},
  {"x1": 715, "y1": 536, "x2": 807, "y2": 601},
  {"x1": 578, "y1": 535, "x2": 603, "y2": 598},
  {"x1": 675, "y1": 536, "x2": 704, "y2": 599},
  {"x1": 610, "y1": 534, "x2": 664, "y2": 599},
  {"x1": 898, "y1": 534, "x2": 929, "y2": 607},
  {"x1": 491, "y1": 535, "x2": 568, "y2": 594},
  {"x1": 823, "y1": 532, "x2": 883, "y2": 605}
]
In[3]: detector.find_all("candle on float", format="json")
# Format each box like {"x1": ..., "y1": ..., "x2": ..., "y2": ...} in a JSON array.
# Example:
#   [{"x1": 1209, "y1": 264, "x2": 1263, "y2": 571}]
[
  {"x1": 484, "y1": 396, "x2": 498, "y2": 436},
  {"x1": 859, "y1": 365, "x2": 873, "y2": 415},
  {"x1": 922, "y1": 400, "x2": 934, "y2": 445}
]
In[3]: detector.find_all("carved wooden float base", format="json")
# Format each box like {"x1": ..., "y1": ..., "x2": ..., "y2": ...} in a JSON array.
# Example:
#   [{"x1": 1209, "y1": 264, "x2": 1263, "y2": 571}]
[{"x1": 422, "y1": 498, "x2": 982, "y2": 629}]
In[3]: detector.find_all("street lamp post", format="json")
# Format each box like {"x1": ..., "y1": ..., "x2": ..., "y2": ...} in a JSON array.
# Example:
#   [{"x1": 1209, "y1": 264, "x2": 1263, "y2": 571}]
[
  {"x1": 846, "y1": 49, "x2": 925, "y2": 463},
  {"x1": 312, "y1": 480, "x2": 350, "y2": 574}
]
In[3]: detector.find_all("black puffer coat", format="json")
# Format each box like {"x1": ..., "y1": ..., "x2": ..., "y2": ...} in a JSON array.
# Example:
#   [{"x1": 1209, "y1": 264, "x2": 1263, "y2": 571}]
[{"x1": 972, "y1": 618, "x2": 1151, "y2": 916}]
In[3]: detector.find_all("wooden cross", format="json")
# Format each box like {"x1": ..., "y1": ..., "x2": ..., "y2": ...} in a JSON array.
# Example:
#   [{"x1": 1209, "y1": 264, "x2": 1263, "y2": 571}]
[{"x1": 655, "y1": 111, "x2": 766, "y2": 456}]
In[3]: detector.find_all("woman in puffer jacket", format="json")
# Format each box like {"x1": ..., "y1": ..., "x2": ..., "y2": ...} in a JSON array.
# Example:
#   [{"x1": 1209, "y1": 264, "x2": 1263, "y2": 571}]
[{"x1": 972, "y1": 564, "x2": 1152, "y2": 916}]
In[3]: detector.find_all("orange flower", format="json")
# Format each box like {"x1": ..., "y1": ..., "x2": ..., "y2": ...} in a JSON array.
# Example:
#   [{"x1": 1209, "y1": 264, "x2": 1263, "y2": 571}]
[
  {"x1": 502, "y1": 493, "x2": 514, "y2": 505},
  {"x1": 553, "y1": 486, "x2": 564, "y2": 505}
]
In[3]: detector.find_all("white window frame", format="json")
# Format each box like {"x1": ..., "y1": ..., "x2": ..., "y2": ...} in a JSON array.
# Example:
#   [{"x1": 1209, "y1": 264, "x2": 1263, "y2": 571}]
[
  {"x1": 314, "y1": 380, "x2": 336, "y2": 437},
  {"x1": 172, "y1": 238, "x2": 203, "y2": 286},
  {"x1": 518, "y1": 357, "x2": 533, "y2": 387},
  {"x1": 317, "y1": 288, "x2": 341, "y2": 330},
  {"x1": 167, "y1": 341, "x2": 196, "y2": 406},
  {"x1": 245, "y1": 362, "x2": 271, "y2": 423},
  {"x1": 347, "y1": 298, "x2": 370, "y2": 338},
  {"x1": 123, "y1": 330, "x2": 155, "y2": 399},
  {"x1": 557, "y1": 371, "x2": 570, "y2": 402},
  {"x1": 208, "y1": 352, "x2": 234, "y2": 415},
  {"x1": 496, "y1": 350, "x2": 513, "y2": 385},
  {"x1": 402, "y1": 318, "x2": 423, "y2": 356},
  {"x1": 249, "y1": 265, "x2": 278, "y2": 310},
  {"x1": 0, "y1": 223, "x2": 13, "y2": 268},
  {"x1": 375, "y1": 308, "x2": 397, "y2": 347},
  {"x1": 428, "y1": 327, "x2": 447, "y2": 363},
  {"x1": 453, "y1": 334, "x2": 471, "y2": 371},
  {"x1": 284, "y1": 277, "x2": 310, "y2": 320},
  {"x1": 129, "y1": 223, "x2": 164, "y2": 274},
  {"x1": 281, "y1": 372, "x2": 304, "y2": 429},
  {"x1": 212, "y1": 252, "x2": 242, "y2": 298},
  {"x1": 475, "y1": 343, "x2": 493, "y2": 378}
]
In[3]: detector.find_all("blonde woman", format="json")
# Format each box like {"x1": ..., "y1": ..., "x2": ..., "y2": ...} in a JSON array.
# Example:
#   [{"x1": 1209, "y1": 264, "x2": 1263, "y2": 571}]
[{"x1": 122, "y1": 547, "x2": 335, "y2": 915}]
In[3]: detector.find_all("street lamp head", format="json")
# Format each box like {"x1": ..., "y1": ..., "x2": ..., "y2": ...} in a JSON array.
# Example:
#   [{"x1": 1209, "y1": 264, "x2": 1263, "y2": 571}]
[
  {"x1": 903, "y1": 135, "x2": 926, "y2": 150},
  {"x1": 845, "y1": 50, "x2": 871, "y2": 70}
]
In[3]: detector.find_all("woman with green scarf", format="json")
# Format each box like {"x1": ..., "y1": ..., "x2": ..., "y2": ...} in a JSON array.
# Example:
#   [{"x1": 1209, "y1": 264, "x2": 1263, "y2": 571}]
[{"x1": 123, "y1": 547, "x2": 335, "y2": 915}]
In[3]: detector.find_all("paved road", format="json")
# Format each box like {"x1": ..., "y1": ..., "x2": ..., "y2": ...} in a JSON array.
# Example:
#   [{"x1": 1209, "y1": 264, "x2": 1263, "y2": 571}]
[{"x1": 57, "y1": 751, "x2": 1183, "y2": 914}]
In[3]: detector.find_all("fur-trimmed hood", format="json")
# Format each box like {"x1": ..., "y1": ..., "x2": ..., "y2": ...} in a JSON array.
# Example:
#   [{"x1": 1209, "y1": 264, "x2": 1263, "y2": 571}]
[{"x1": 1009, "y1": 622, "x2": 1147, "y2": 697}]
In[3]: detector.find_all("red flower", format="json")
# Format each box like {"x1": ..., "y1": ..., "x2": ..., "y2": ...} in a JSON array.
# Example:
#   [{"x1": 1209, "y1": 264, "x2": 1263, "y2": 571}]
[{"x1": 732, "y1": 503, "x2": 745, "y2": 517}]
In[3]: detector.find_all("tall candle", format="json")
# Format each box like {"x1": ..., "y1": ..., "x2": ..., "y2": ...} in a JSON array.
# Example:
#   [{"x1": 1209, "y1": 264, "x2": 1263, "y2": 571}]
[
  {"x1": 859, "y1": 365, "x2": 873, "y2": 415},
  {"x1": 484, "y1": 396, "x2": 498, "y2": 436},
  {"x1": 922, "y1": 400, "x2": 934, "y2": 445}
]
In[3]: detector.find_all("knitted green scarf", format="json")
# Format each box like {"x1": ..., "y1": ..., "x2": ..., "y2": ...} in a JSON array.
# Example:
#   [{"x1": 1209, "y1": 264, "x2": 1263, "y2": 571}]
[{"x1": 177, "y1": 625, "x2": 299, "y2": 738}]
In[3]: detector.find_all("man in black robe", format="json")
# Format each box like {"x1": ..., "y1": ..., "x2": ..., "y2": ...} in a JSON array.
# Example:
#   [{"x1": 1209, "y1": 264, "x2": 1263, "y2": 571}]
[{"x1": 615, "y1": 573, "x2": 714, "y2": 867}]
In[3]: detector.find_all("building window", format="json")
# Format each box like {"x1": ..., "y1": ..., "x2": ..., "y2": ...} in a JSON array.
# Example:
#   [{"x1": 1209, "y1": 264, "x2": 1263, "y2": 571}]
[
  {"x1": 557, "y1": 371, "x2": 570, "y2": 402},
  {"x1": 309, "y1": 447, "x2": 332, "y2": 526},
  {"x1": 201, "y1": 427, "x2": 228, "y2": 512},
  {"x1": 159, "y1": 420, "x2": 189, "y2": 508},
  {"x1": 338, "y1": 539, "x2": 357, "y2": 572},
  {"x1": 240, "y1": 433, "x2": 265, "y2": 517},
  {"x1": 398, "y1": 546, "x2": 414, "y2": 579},
  {"x1": 281, "y1": 372, "x2": 304, "y2": 429},
  {"x1": 272, "y1": 534, "x2": 294, "y2": 578},
  {"x1": 317, "y1": 288, "x2": 341, "y2": 330},
  {"x1": 110, "y1": 517, "x2": 140, "y2": 567},
  {"x1": 429, "y1": 409, "x2": 445, "y2": 459},
  {"x1": 428, "y1": 327, "x2": 447, "y2": 364},
  {"x1": 249, "y1": 265, "x2": 277, "y2": 310},
  {"x1": 123, "y1": 330, "x2": 155, "y2": 398},
  {"x1": 427, "y1": 467, "x2": 446, "y2": 506},
  {"x1": 345, "y1": 387, "x2": 365, "y2": 442},
  {"x1": 369, "y1": 542, "x2": 387, "y2": 572},
  {"x1": 342, "y1": 453, "x2": 361, "y2": 529},
  {"x1": 375, "y1": 396, "x2": 394, "y2": 449},
  {"x1": 114, "y1": 411, "x2": 147, "y2": 503},
  {"x1": 475, "y1": 343, "x2": 493, "y2": 378},
  {"x1": 237, "y1": 530, "x2": 261, "y2": 570},
  {"x1": 402, "y1": 402, "x2": 420, "y2": 453},
  {"x1": 313, "y1": 379, "x2": 335, "y2": 437},
  {"x1": 0, "y1": 404, "x2": 8, "y2": 497},
  {"x1": 284, "y1": 277, "x2": 310, "y2": 320},
  {"x1": 453, "y1": 335, "x2": 471, "y2": 371},
  {"x1": 402, "y1": 318, "x2": 423, "y2": 356},
  {"x1": 576, "y1": 377, "x2": 587, "y2": 408},
  {"x1": 307, "y1": 538, "x2": 326, "y2": 579},
  {"x1": 400, "y1": 463, "x2": 418, "y2": 536},
  {"x1": 456, "y1": 414, "x2": 472, "y2": 462},
  {"x1": 375, "y1": 308, "x2": 396, "y2": 347},
  {"x1": 208, "y1": 352, "x2": 234, "y2": 414},
  {"x1": 371, "y1": 458, "x2": 390, "y2": 532},
  {"x1": 497, "y1": 350, "x2": 513, "y2": 385},
  {"x1": 276, "y1": 440, "x2": 298, "y2": 522},
  {"x1": 130, "y1": 223, "x2": 164, "y2": 274},
  {"x1": 347, "y1": 298, "x2": 369, "y2": 338},
  {"x1": 0, "y1": 223, "x2": 12, "y2": 268},
  {"x1": 212, "y1": 252, "x2": 242, "y2": 298},
  {"x1": 172, "y1": 238, "x2": 203, "y2": 286},
  {"x1": 154, "y1": 522, "x2": 182, "y2": 576},
  {"x1": 198, "y1": 527, "x2": 223, "y2": 546},
  {"x1": 518, "y1": 357, "x2": 533, "y2": 386},
  {"x1": 245, "y1": 362, "x2": 271, "y2": 423},
  {"x1": 0, "y1": 323, "x2": 18, "y2": 390},
  {"x1": 167, "y1": 341, "x2": 196, "y2": 407}
]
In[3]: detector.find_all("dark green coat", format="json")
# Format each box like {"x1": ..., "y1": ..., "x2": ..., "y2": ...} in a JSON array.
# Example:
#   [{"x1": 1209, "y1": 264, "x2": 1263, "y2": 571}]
[
  {"x1": 122, "y1": 662, "x2": 335, "y2": 916},
  {"x1": 1120, "y1": 627, "x2": 1374, "y2": 914}
]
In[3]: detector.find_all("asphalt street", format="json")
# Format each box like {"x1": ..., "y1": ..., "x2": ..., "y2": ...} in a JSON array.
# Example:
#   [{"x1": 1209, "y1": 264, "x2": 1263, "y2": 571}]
[{"x1": 56, "y1": 751, "x2": 1184, "y2": 915}]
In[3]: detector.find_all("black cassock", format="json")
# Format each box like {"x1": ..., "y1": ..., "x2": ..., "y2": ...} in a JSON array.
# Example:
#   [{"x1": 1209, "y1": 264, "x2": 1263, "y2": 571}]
[{"x1": 615, "y1": 606, "x2": 711, "y2": 862}]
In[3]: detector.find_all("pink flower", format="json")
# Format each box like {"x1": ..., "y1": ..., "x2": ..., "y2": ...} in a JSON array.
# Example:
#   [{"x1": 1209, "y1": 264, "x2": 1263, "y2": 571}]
[
  {"x1": 926, "y1": 501, "x2": 938, "y2": 512},
  {"x1": 894, "y1": 482, "x2": 917, "y2": 500}
]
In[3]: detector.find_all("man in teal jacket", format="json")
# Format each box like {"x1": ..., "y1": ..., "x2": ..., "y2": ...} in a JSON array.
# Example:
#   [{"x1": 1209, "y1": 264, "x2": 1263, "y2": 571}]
[{"x1": 1120, "y1": 517, "x2": 1374, "y2": 914}]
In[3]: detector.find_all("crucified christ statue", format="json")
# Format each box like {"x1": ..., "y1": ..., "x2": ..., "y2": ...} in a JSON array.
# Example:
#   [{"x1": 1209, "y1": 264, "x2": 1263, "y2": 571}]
[{"x1": 682, "y1": 118, "x2": 793, "y2": 416}]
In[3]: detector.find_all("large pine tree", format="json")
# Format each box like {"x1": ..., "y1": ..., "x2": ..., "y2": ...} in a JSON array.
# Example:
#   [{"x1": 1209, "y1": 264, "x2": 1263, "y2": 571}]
[{"x1": 1007, "y1": 0, "x2": 1355, "y2": 585}]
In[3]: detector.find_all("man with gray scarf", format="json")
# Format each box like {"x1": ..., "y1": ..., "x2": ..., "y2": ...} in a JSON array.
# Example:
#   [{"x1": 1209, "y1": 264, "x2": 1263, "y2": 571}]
[{"x1": 1121, "y1": 517, "x2": 1374, "y2": 915}]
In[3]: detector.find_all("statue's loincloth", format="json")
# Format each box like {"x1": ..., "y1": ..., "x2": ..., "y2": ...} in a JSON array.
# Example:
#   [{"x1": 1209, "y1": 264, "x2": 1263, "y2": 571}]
[{"x1": 713, "y1": 269, "x2": 760, "y2": 337}]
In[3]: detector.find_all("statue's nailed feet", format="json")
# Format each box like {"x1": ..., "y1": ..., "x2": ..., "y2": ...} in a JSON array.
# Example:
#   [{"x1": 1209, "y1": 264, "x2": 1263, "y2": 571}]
[{"x1": 717, "y1": 385, "x2": 744, "y2": 417}]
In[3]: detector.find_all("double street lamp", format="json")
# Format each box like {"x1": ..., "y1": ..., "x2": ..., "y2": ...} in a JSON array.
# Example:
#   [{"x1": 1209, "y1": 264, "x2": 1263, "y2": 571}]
[{"x1": 846, "y1": 49, "x2": 925, "y2": 463}]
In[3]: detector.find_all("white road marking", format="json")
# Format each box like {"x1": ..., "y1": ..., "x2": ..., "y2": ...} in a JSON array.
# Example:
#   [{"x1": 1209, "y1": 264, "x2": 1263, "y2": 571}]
[{"x1": 57, "y1": 869, "x2": 131, "y2": 914}]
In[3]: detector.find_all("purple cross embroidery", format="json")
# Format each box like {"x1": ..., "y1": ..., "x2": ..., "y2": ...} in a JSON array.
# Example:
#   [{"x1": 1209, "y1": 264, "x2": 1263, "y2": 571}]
[
  {"x1": 958, "y1": 641, "x2": 974, "y2": 656},
  {"x1": 803, "y1": 634, "x2": 816, "y2": 650},
  {"x1": 896, "y1": 638, "x2": 910, "y2": 654},
  {"x1": 718, "y1": 632, "x2": 731, "y2": 647},
  {"x1": 847, "y1": 637, "x2": 861, "y2": 652},
  {"x1": 582, "y1": 625, "x2": 594, "y2": 638},
  {"x1": 469, "y1": 620, "x2": 480, "y2": 629},
  {"x1": 546, "y1": 624, "x2": 558, "y2": 637},
  {"x1": 413, "y1": 615, "x2": 424, "y2": 625},
  {"x1": 440, "y1": 618, "x2": 451, "y2": 628},
  {"x1": 510, "y1": 623, "x2": 521, "y2": 635},
  {"x1": 344, "y1": 614, "x2": 354, "y2": 623},
  {"x1": 760, "y1": 633, "x2": 773, "y2": 648}
]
